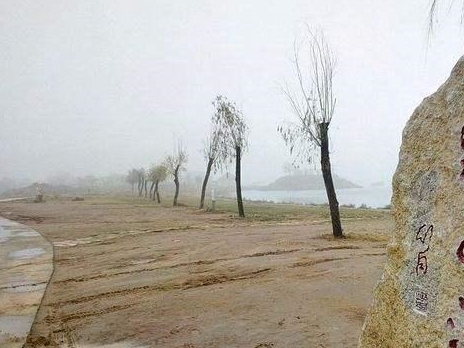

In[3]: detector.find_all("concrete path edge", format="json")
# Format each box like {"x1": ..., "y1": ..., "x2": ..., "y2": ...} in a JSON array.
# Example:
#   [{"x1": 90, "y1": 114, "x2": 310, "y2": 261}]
[{"x1": 0, "y1": 217, "x2": 54, "y2": 348}]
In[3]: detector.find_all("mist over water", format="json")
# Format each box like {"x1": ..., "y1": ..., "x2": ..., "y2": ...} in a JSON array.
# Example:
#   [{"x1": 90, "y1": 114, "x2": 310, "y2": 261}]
[{"x1": 242, "y1": 186, "x2": 392, "y2": 208}]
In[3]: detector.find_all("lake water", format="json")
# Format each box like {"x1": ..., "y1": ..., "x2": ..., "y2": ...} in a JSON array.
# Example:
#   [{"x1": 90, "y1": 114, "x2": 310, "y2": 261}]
[{"x1": 242, "y1": 186, "x2": 392, "y2": 208}]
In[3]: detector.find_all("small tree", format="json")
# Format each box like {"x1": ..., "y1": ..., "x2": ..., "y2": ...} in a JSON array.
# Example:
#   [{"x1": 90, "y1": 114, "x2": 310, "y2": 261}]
[
  {"x1": 126, "y1": 169, "x2": 139, "y2": 194},
  {"x1": 278, "y1": 28, "x2": 343, "y2": 238},
  {"x1": 199, "y1": 126, "x2": 224, "y2": 209},
  {"x1": 148, "y1": 173, "x2": 155, "y2": 199},
  {"x1": 136, "y1": 168, "x2": 146, "y2": 197},
  {"x1": 148, "y1": 164, "x2": 168, "y2": 203},
  {"x1": 165, "y1": 144, "x2": 188, "y2": 206},
  {"x1": 212, "y1": 96, "x2": 248, "y2": 218}
]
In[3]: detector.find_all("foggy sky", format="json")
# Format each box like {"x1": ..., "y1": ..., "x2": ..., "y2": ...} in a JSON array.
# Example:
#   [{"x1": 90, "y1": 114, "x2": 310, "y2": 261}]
[{"x1": 1, "y1": 0, "x2": 463, "y2": 186}]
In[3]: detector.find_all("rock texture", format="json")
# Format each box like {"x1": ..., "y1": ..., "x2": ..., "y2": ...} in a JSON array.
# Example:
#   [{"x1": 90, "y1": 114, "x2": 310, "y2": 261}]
[{"x1": 359, "y1": 56, "x2": 464, "y2": 347}]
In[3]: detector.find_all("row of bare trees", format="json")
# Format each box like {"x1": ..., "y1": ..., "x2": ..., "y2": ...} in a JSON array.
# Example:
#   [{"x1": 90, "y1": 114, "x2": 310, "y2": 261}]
[
  {"x1": 125, "y1": 144, "x2": 187, "y2": 206},
  {"x1": 124, "y1": 4, "x2": 454, "y2": 237},
  {"x1": 126, "y1": 28, "x2": 343, "y2": 237},
  {"x1": 125, "y1": 95, "x2": 249, "y2": 218}
]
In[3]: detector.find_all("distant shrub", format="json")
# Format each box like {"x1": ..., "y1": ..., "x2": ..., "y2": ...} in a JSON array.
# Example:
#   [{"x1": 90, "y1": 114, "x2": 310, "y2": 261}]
[
  {"x1": 341, "y1": 203, "x2": 355, "y2": 208},
  {"x1": 359, "y1": 203, "x2": 371, "y2": 209}
]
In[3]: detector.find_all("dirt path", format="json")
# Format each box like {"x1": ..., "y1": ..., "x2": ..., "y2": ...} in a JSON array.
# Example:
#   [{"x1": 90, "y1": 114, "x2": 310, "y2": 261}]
[{"x1": 0, "y1": 197, "x2": 392, "y2": 348}]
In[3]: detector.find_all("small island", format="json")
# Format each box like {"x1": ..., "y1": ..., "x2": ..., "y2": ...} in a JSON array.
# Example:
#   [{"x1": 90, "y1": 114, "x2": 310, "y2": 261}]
[{"x1": 246, "y1": 173, "x2": 361, "y2": 191}]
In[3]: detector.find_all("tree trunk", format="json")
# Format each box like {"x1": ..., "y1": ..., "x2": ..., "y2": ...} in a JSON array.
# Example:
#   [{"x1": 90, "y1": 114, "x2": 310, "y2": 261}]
[
  {"x1": 131, "y1": 183, "x2": 134, "y2": 195},
  {"x1": 200, "y1": 157, "x2": 214, "y2": 209},
  {"x1": 319, "y1": 122, "x2": 343, "y2": 238},
  {"x1": 155, "y1": 180, "x2": 161, "y2": 203},
  {"x1": 235, "y1": 146, "x2": 245, "y2": 218},
  {"x1": 144, "y1": 180, "x2": 148, "y2": 197},
  {"x1": 138, "y1": 178, "x2": 143, "y2": 197},
  {"x1": 150, "y1": 181, "x2": 155, "y2": 200},
  {"x1": 173, "y1": 165, "x2": 180, "y2": 206}
]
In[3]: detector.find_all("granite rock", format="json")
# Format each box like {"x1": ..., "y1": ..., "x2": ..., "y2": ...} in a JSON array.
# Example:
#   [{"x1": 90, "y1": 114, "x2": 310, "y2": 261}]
[{"x1": 359, "y1": 56, "x2": 464, "y2": 348}]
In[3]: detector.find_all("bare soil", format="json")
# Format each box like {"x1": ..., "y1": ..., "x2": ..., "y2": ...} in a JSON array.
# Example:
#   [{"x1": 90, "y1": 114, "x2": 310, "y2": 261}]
[{"x1": 0, "y1": 196, "x2": 393, "y2": 348}]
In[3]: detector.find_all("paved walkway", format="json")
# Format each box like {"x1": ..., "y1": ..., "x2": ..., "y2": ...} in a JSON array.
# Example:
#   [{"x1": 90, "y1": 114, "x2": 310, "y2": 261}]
[
  {"x1": 0, "y1": 199, "x2": 30, "y2": 203},
  {"x1": 0, "y1": 217, "x2": 53, "y2": 348}
]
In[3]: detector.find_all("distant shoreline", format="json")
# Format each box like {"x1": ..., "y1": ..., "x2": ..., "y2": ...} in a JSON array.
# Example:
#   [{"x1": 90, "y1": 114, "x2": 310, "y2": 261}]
[
  {"x1": 241, "y1": 186, "x2": 392, "y2": 209},
  {"x1": 243, "y1": 186, "x2": 361, "y2": 192}
]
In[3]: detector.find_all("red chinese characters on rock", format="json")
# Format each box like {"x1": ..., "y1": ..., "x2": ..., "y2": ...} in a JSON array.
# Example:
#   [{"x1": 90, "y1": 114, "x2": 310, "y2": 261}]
[
  {"x1": 461, "y1": 126, "x2": 464, "y2": 149},
  {"x1": 456, "y1": 240, "x2": 464, "y2": 264},
  {"x1": 459, "y1": 126, "x2": 464, "y2": 179},
  {"x1": 446, "y1": 298, "x2": 464, "y2": 347},
  {"x1": 445, "y1": 126, "x2": 464, "y2": 347}
]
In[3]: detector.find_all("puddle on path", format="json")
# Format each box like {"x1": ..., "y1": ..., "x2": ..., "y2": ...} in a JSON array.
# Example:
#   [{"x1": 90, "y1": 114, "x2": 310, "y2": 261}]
[
  {"x1": 2, "y1": 225, "x2": 29, "y2": 231},
  {"x1": 8, "y1": 248, "x2": 45, "y2": 260},
  {"x1": 14, "y1": 231, "x2": 40, "y2": 237},
  {"x1": 0, "y1": 227, "x2": 40, "y2": 243},
  {"x1": 0, "y1": 227, "x2": 13, "y2": 243},
  {"x1": 0, "y1": 315, "x2": 33, "y2": 342}
]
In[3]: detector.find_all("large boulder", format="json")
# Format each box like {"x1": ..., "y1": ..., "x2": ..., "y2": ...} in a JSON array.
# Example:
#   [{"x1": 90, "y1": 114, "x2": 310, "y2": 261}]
[{"x1": 359, "y1": 56, "x2": 464, "y2": 347}]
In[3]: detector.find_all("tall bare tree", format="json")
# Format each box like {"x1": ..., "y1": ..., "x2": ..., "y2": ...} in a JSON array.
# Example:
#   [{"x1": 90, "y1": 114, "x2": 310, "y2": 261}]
[
  {"x1": 165, "y1": 144, "x2": 188, "y2": 206},
  {"x1": 199, "y1": 126, "x2": 224, "y2": 209},
  {"x1": 126, "y1": 169, "x2": 139, "y2": 195},
  {"x1": 429, "y1": 1, "x2": 464, "y2": 25},
  {"x1": 148, "y1": 173, "x2": 155, "y2": 199},
  {"x1": 278, "y1": 28, "x2": 343, "y2": 238},
  {"x1": 148, "y1": 164, "x2": 168, "y2": 203},
  {"x1": 428, "y1": 0, "x2": 464, "y2": 38},
  {"x1": 212, "y1": 96, "x2": 248, "y2": 218}
]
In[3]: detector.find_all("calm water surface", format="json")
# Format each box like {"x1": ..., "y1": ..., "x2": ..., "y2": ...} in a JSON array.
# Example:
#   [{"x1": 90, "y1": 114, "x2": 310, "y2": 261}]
[{"x1": 242, "y1": 186, "x2": 392, "y2": 208}]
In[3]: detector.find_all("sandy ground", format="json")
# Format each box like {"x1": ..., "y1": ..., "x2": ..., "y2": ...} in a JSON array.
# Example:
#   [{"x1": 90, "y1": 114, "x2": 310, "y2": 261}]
[{"x1": 0, "y1": 196, "x2": 393, "y2": 348}]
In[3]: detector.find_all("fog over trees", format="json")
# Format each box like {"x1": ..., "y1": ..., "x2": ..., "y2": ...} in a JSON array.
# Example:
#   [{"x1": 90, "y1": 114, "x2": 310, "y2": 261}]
[
  {"x1": 148, "y1": 164, "x2": 168, "y2": 203},
  {"x1": 1, "y1": 1, "x2": 464, "y2": 203}
]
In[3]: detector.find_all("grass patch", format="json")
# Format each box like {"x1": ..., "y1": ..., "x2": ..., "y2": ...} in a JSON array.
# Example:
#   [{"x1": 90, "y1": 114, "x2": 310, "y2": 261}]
[{"x1": 56, "y1": 194, "x2": 391, "y2": 224}]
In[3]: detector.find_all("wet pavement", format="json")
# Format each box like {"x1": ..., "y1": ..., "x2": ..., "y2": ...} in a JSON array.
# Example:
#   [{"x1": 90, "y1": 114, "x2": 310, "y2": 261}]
[{"x1": 0, "y1": 217, "x2": 53, "y2": 348}]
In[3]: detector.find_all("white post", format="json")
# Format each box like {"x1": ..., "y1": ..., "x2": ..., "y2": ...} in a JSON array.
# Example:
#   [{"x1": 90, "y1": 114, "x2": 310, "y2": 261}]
[{"x1": 211, "y1": 187, "x2": 216, "y2": 211}]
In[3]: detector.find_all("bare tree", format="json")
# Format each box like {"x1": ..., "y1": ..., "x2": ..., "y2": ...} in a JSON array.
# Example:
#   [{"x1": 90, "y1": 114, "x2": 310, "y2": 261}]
[
  {"x1": 278, "y1": 28, "x2": 343, "y2": 238},
  {"x1": 212, "y1": 96, "x2": 248, "y2": 218},
  {"x1": 126, "y1": 169, "x2": 139, "y2": 194},
  {"x1": 137, "y1": 168, "x2": 146, "y2": 197},
  {"x1": 199, "y1": 126, "x2": 224, "y2": 209},
  {"x1": 144, "y1": 176, "x2": 148, "y2": 197},
  {"x1": 148, "y1": 164, "x2": 168, "y2": 203},
  {"x1": 148, "y1": 173, "x2": 155, "y2": 199},
  {"x1": 428, "y1": 0, "x2": 464, "y2": 34},
  {"x1": 164, "y1": 144, "x2": 188, "y2": 206}
]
